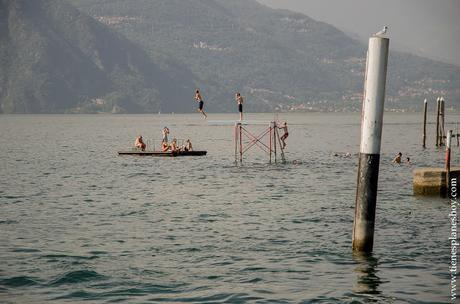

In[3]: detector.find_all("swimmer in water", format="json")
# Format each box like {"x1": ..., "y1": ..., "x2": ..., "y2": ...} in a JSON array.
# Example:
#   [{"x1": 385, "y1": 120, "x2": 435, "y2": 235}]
[{"x1": 392, "y1": 152, "x2": 402, "y2": 164}]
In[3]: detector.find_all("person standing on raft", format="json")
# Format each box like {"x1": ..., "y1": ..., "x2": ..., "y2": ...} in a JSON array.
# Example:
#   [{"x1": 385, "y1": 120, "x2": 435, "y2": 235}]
[
  {"x1": 162, "y1": 126, "x2": 170, "y2": 143},
  {"x1": 184, "y1": 139, "x2": 193, "y2": 151},
  {"x1": 278, "y1": 122, "x2": 289, "y2": 149},
  {"x1": 195, "y1": 89, "x2": 207, "y2": 119},
  {"x1": 235, "y1": 92, "x2": 244, "y2": 121}
]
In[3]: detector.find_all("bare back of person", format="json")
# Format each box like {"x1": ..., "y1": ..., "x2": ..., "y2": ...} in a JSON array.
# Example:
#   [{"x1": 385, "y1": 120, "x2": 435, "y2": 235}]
[{"x1": 195, "y1": 90, "x2": 207, "y2": 118}]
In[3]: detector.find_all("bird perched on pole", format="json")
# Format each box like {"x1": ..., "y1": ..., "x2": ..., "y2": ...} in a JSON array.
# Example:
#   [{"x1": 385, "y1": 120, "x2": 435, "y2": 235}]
[{"x1": 374, "y1": 26, "x2": 388, "y2": 37}]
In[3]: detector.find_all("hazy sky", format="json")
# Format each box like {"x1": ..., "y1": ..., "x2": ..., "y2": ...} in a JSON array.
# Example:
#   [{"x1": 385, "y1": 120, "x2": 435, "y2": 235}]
[{"x1": 257, "y1": 0, "x2": 460, "y2": 66}]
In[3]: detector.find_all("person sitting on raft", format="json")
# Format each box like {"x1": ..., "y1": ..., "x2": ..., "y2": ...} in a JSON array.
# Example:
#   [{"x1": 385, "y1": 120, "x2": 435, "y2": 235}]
[
  {"x1": 170, "y1": 139, "x2": 178, "y2": 152},
  {"x1": 161, "y1": 141, "x2": 169, "y2": 152},
  {"x1": 135, "y1": 135, "x2": 146, "y2": 151},
  {"x1": 182, "y1": 139, "x2": 193, "y2": 151}
]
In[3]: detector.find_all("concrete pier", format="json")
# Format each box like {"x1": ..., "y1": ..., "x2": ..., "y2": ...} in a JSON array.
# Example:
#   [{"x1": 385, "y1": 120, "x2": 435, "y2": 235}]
[{"x1": 413, "y1": 167, "x2": 460, "y2": 197}]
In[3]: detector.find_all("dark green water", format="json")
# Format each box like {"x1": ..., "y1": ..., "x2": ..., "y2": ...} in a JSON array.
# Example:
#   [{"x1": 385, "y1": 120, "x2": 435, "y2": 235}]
[{"x1": 0, "y1": 113, "x2": 456, "y2": 303}]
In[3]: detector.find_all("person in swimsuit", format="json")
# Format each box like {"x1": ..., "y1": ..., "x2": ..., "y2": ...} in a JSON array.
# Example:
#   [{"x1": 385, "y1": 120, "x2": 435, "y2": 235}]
[
  {"x1": 162, "y1": 126, "x2": 170, "y2": 143},
  {"x1": 392, "y1": 152, "x2": 402, "y2": 164},
  {"x1": 278, "y1": 122, "x2": 289, "y2": 148},
  {"x1": 195, "y1": 89, "x2": 207, "y2": 119},
  {"x1": 184, "y1": 139, "x2": 193, "y2": 152},
  {"x1": 170, "y1": 139, "x2": 178, "y2": 152},
  {"x1": 235, "y1": 92, "x2": 244, "y2": 121},
  {"x1": 134, "y1": 135, "x2": 146, "y2": 151},
  {"x1": 161, "y1": 141, "x2": 169, "y2": 152}
]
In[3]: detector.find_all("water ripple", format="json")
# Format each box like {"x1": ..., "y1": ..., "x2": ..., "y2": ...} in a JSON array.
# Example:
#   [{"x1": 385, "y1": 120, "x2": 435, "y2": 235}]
[
  {"x1": 0, "y1": 113, "x2": 453, "y2": 303},
  {"x1": 48, "y1": 270, "x2": 107, "y2": 286}
]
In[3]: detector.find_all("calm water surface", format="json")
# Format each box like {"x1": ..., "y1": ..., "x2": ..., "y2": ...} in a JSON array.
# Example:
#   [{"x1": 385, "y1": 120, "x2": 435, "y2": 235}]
[{"x1": 0, "y1": 113, "x2": 457, "y2": 303}]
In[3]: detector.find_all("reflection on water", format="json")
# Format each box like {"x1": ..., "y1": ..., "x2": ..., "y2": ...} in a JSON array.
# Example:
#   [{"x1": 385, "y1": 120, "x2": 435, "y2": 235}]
[{"x1": 353, "y1": 253, "x2": 381, "y2": 297}]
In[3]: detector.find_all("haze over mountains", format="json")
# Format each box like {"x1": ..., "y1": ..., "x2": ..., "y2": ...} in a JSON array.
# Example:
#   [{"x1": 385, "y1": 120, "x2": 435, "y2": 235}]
[
  {"x1": 1, "y1": 0, "x2": 459, "y2": 113},
  {"x1": 0, "y1": 0, "x2": 194, "y2": 113}
]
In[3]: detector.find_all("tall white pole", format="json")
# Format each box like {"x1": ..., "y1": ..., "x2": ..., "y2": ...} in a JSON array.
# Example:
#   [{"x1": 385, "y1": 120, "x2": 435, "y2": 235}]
[
  {"x1": 353, "y1": 36, "x2": 390, "y2": 253},
  {"x1": 446, "y1": 130, "x2": 452, "y2": 175}
]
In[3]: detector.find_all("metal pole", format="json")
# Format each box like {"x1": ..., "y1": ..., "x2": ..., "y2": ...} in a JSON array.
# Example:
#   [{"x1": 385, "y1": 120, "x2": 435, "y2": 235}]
[
  {"x1": 275, "y1": 127, "x2": 286, "y2": 162},
  {"x1": 352, "y1": 36, "x2": 389, "y2": 253},
  {"x1": 239, "y1": 124, "x2": 243, "y2": 163},
  {"x1": 234, "y1": 123, "x2": 238, "y2": 163},
  {"x1": 269, "y1": 122, "x2": 273, "y2": 163},
  {"x1": 423, "y1": 99, "x2": 427, "y2": 148},
  {"x1": 274, "y1": 123, "x2": 277, "y2": 163},
  {"x1": 436, "y1": 97, "x2": 440, "y2": 147}
]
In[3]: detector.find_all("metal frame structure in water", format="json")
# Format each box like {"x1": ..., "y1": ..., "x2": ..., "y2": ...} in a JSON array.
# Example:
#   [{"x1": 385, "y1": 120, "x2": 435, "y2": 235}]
[{"x1": 233, "y1": 121, "x2": 285, "y2": 163}]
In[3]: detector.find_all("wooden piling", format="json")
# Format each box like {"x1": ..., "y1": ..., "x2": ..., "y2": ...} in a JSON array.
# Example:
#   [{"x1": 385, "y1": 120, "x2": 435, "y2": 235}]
[
  {"x1": 423, "y1": 99, "x2": 427, "y2": 148},
  {"x1": 436, "y1": 97, "x2": 440, "y2": 147},
  {"x1": 440, "y1": 97, "x2": 445, "y2": 146},
  {"x1": 353, "y1": 36, "x2": 389, "y2": 253},
  {"x1": 457, "y1": 122, "x2": 459, "y2": 147}
]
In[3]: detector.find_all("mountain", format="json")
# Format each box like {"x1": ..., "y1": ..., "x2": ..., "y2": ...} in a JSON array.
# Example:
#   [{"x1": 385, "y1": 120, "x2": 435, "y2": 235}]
[
  {"x1": 0, "y1": 0, "x2": 196, "y2": 113},
  {"x1": 1, "y1": 0, "x2": 459, "y2": 113},
  {"x1": 69, "y1": 0, "x2": 460, "y2": 112}
]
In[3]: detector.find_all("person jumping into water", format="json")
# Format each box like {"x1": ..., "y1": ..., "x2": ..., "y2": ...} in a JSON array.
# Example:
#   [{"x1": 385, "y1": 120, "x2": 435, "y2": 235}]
[
  {"x1": 278, "y1": 122, "x2": 289, "y2": 149},
  {"x1": 235, "y1": 92, "x2": 244, "y2": 121},
  {"x1": 195, "y1": 89, "x2": 207, "y2": 119}
]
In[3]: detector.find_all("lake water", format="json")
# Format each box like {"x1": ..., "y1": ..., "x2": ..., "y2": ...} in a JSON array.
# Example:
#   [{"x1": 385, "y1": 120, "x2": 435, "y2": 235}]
[{"x1": 0, "y1": 113, "x2": 457, "y2": 303}]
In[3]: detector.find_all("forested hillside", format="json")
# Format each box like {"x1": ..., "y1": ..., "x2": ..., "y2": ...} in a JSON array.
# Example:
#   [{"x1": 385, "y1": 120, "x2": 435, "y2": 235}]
[
  {"x1": 71, "y1": 0, "x2": 460, "y2": 112},
  {"x1": 2, "y1": 0, "x2": 459, "y2": 113},
  {"x1": 0, "y1": 0, "x2": 196, "y2": 113}
]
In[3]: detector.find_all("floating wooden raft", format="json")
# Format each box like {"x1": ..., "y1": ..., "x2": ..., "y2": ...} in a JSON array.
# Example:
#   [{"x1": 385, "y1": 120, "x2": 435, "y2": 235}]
[{"x1": 118, "y1": 150, "x2": 207, "y2": 157}]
